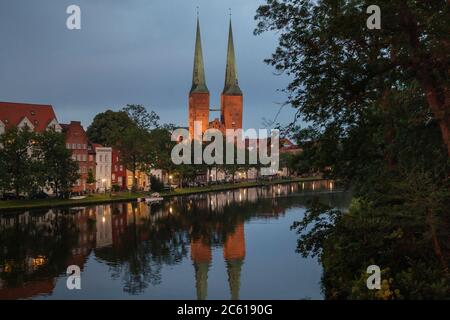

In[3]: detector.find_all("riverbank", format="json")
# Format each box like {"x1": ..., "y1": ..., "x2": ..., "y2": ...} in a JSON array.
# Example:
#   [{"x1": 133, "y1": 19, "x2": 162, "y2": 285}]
[{"x1": 0, "y1": 177, "x2": 321, "y2": 212}]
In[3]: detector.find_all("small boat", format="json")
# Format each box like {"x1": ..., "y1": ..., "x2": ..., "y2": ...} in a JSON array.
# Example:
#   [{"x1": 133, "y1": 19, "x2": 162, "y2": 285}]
[
  {"x1": 144, "y1": 193, "x2": 164, "y2": 203},
  {"x1": 69, "y1": 196, "x2": 87, "y2": 200}
]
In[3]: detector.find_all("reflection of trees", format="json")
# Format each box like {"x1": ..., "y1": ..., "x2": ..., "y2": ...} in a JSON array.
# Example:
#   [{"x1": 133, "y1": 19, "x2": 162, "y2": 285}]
[
  {"x1": 1, "y1": 182, "x2": 350, "y2": 297},
  {"x1": 0, "y1": 209, "x2": 81, "y2": 290}
]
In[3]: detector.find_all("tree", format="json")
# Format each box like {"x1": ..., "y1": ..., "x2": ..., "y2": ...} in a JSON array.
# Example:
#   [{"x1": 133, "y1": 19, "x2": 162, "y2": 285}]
[
  {"x1": 255, "y1": 0, "x2": 450, "y2": 156},
  {"x1": 149, "y1": 175, "x2": 164, "y2": 192},
  {"x1": 36, "y1": 130, "x2": 79, "y2": 198},
  {"x1": 86, "y1": 110, "x2": 134, "y2": 147},
  {"x1": 115, "y1": 126, "x2": 152, "y2": 191},
  {"x1": 123, "y1": 104, "x2": 160, "y2": 131},
  {"x1": 256, "y1": 0, "x2": 450, "y2": 298},
  {"x1": 86, "y1": 168, "x2": 96, "y2": 185},
  {"x1": 147, "y1": 127, "x2": 176, "y2": 173},
  {"x1": 0, "y1": 127, "x2": 39, "y2": 197}
]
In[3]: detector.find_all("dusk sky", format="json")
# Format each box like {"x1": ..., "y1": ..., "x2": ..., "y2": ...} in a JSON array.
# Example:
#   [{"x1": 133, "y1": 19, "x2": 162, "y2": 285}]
[{"x1": 0, "y1": 0, "x2": 296, "y2": 130}]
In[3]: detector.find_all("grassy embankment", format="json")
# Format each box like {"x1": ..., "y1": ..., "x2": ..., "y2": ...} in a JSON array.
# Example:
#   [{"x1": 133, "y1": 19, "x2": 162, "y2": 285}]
[{"x1": 0, "y1": 177, "x2": 320, "y2": 212}]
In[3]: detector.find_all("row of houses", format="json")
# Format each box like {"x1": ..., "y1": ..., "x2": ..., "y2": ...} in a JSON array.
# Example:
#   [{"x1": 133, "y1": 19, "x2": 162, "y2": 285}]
[
  {"x1": 0, "y1": 102, "x2": 150, "y2": 194},
  {"x1": 0, "y1": 101, "x2": 303, "y2": 194}
]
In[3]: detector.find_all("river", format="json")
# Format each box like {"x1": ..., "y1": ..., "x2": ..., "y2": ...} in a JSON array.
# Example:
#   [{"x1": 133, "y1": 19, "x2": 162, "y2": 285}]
[{"x1": 0, "y1": 181, "x2": 351, "y2": 300}]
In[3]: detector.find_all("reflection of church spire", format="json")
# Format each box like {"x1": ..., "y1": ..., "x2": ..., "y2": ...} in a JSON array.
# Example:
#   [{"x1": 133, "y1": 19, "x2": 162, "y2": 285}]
[
  {"x1": 223, "y1": 223, "x2": 246, "y2": 300},
  {"x1": 190, "y1": 238, "x2": 212, "y2": 300}
]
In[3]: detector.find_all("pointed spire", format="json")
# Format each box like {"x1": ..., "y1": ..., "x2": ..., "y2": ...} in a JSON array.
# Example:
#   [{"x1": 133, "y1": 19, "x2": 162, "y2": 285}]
[
  {"x1": 191, "y1": 15, "x2": 209, "y2": 94},
  {"x1": 226, "y1": 259, "x2": 244, "y2": 300},
  {"x1": 191, "y1": 238, "x2": 212, "y2": 300},
  {"x1": 223, "y1": 17, "x2": 242, "y2": 96},
  {"x1": 194, "y1": 262, "x2": 210, "y2": 300}
]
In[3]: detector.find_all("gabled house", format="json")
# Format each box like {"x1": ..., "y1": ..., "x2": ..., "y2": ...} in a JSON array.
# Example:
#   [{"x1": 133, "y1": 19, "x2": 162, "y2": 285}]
[
  {"x1": 61, "y1": 121, "x2": 96, "y2": 193},
  {"x1": 0, "y1": 102, "x2": 62, "y2": 133}
]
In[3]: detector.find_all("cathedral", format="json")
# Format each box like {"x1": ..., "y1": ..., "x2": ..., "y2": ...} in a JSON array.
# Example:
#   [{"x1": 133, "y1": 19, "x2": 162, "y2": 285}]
[{"x1": 188, "y1": 17, "x2": 243, "y2": 138}]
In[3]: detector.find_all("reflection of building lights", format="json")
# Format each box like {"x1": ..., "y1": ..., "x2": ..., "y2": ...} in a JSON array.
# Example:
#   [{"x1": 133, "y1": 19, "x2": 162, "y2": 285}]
[
  {"x1": 312, "y1": 182, "x2": 315, "y2": 190},
  {"x1": 4, "y1": 264, "x2": 12, "y2": 273},
  {"x1": 239, "y1": 194, "x2": 242, "y2": 201},
  {"x1": 330, "y1": 181, "x2": 334, "y2": 190},
  {"x1": 32, "y1": 256, "x2": 47, "y2": 267},
  {"x1": 302, "y1": 182, "x2": 305, "y2": 189},
  {"x1": 169, "y1": 207, "x2": 173, "y2": 214}
]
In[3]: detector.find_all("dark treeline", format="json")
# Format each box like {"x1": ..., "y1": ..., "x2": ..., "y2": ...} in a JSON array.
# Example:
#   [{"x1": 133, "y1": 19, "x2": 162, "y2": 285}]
[
  {"x1": 0, "y1": 128, "x2": 79, "y2": 199},
  {"x1": 255, "y1": 0, "x2": 450, "y2": 299}
]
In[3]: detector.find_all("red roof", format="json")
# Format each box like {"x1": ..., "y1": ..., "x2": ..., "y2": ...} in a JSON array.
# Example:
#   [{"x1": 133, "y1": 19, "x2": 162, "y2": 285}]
[{"x1": 0, "y1": 102, "x2": 58, "y2": 132}]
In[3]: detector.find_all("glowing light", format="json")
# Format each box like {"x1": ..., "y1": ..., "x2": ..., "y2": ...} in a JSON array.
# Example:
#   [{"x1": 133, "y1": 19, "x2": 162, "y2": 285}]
[
  {"x1": 102, "y1": 216, "x2": 106, "y2": 223},
  {"x1": 32, "y1": 256, "x2": 47, "y2": 267},
  {"x1": 169, "y1": 207, "x2": 173, "y2": 214}
]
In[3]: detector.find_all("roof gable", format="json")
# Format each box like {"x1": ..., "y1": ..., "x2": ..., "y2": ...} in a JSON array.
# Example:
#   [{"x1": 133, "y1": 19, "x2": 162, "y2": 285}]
[{"x1": 0, "y1": 102, "x2": 58, "y2": 132}]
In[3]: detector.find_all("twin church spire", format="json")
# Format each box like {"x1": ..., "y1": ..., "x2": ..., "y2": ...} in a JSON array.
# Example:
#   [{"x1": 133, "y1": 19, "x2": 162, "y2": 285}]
[
  {"x1": 223, "y1": 20, "x2": 242, "y2": 96},
  {"x1": 189, "y1": 13, "x2": 243, "y2": 136},
  {"x1": 190, "y1": 17, "x2": 208, "y2": 94},
  {"x1": 190, "y1": 16, "x2": 242, "y2": 96}
]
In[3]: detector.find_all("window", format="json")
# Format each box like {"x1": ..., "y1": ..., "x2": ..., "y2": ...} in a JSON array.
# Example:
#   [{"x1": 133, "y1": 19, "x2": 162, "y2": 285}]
[
  {"x1": 66, "y1": 143, "x2": 71, "y2": 149},
  {"x1": 120, "y1": 165, "x2": 123, "y2": 171},
  {"x1": 100, "y1": 155, "x2": 103, "y2": 162},
  {"x1": 89, "y1": 155, "x2": 94, "y2": 162},
  {"x1": 77, "y1": 143, "x2": 81, "y2": 149},
  {"x1": 72, "y1": 143, "x2": 76, "y2": 149},
  {"x1": 72, "y1": 155, "x2": 76, "y2": 161}
]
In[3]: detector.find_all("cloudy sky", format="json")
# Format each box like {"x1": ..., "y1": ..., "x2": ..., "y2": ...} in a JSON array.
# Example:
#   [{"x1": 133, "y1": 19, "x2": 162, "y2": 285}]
[{"x1": 0, "y1": 0, "x2": 295, "y2": 130}]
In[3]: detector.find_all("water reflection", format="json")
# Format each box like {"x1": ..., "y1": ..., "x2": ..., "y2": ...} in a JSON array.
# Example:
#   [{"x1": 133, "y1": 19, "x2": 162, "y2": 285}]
[{"x1": 0, "y1": 181, "x2": 350, "y2": 300}]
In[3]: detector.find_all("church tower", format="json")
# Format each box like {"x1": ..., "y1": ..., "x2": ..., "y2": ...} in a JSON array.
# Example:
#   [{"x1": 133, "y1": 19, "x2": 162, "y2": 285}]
[
  {"x1": 221, "y1": 19, "x2": 243, "y2": 131},
  {"x1": 223, "y1": 223, "x2": 246, "y2": 300},
  {"x1": 189, "y1": 17, "x2": 210, "y2": 138},
  {"x1": 190, "y1": 237, "x2": 212, "y2": 300}
]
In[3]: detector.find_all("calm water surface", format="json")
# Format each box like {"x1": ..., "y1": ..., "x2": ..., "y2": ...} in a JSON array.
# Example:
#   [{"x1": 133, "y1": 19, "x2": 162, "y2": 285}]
[{"x1": 0, "y1": 181, "x2": 350, "y2": 300}]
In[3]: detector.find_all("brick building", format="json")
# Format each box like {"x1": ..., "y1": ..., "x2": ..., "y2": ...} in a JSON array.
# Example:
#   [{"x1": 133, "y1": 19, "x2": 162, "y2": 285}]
[
  {"x1": 189, "y1": 18, "x2": 243, "y2": 138},
  {"x1": 111, "y1": 149, "x2": 127, "y2": 190},
  {"x1": 61, "y1": 121, "x2": 96, "y2": 193}
]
